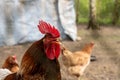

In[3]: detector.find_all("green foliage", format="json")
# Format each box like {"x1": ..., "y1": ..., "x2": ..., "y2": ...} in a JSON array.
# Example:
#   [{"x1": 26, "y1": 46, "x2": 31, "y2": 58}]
[
  {"x1": 75, "y1": 0, "x2": 89, "y2": 23},
  {"x1": 75, "y1": 0, "x2": 120, "y2": 25},
  {"x1": 96, "y1": 0, "x2": 114, "y2": 24}
]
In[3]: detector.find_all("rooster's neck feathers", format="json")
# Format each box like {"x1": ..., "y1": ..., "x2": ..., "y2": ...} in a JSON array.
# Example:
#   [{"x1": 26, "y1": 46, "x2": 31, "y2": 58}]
[{"x1": 38, "y1": 20, "x2": 60, "y2": 38}]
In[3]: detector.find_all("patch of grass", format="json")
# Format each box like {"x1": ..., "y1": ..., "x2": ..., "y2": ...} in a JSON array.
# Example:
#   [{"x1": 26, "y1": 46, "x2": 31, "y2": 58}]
[
  {"x1": 77, "y1": 18, "x2": 88, "y2": 24},
  {"x1": 97, "y1": 18, "x2": 112, "y2": 25}
]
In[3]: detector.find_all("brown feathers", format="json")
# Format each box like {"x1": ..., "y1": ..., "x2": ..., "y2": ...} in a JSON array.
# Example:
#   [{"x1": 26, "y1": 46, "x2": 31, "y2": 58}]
[{"x1": 2, "y1": 55, "x2": 19, "y2": 73}]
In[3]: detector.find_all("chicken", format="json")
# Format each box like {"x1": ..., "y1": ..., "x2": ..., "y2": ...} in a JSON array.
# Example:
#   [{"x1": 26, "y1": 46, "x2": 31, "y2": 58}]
[
  {"x1": 2, "y1": 55, "x2": 19, "y2": 73},
  {"x1": 61, "y1": 42, "x2": 94, "y2": 77},
  {"x1": 0, "y1": 55, "x2": 19, "y2": 80},
  {"x1": 4, "y1": 20, "x2": 61, "y2": 80}
]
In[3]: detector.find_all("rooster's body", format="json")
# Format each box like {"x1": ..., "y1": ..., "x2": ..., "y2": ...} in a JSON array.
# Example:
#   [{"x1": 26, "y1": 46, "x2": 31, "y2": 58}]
[{"x1": 4, "y1": 20, "x2": 61, "y2": 80}]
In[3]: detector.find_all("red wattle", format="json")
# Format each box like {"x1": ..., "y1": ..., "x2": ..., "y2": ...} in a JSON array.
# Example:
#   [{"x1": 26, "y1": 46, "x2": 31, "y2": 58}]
[{"x1": 45, "y1": 43, "x2": 60, "y2": 60}]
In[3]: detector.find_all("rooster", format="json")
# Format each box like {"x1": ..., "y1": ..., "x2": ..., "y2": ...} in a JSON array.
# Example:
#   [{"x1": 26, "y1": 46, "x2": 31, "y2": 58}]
[
  {"x1": 61, "y1": 42, "x2": 94, "y2": 77},
  {"x1": 4, "y1": 20, "x2": 61, "y2": 80}
]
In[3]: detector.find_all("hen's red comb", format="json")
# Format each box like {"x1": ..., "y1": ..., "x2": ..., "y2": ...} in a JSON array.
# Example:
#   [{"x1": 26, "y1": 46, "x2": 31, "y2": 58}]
[
  {"x1": 12, "y1": 55, "x2": 16, "y2": 60},
  {"x1": 38, "y1": 20, "x2": 60, "y2": 38}
]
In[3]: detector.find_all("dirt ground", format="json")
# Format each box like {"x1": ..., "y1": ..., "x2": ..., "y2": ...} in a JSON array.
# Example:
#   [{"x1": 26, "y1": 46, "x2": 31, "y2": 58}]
[{"x1": 0, "y1": 25, "x2": 120, "y2": 80}]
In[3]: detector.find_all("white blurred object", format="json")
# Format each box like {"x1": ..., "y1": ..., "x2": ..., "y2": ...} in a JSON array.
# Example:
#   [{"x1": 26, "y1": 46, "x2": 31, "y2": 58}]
[
  {"x1": 0, "y1": 69, "x2": 12, "y2": 80},
  {"x1": 0, "y1": 0, "x2": 77, "y2": 46},
  {"x1": 58, "y1": 0, "x2": 77, "y2": 41}
]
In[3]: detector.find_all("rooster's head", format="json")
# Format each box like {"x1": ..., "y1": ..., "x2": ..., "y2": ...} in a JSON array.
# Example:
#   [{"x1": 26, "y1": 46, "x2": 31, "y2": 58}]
[{"x1": 38, "y1": 20, "x2": 61, "y2": 60}]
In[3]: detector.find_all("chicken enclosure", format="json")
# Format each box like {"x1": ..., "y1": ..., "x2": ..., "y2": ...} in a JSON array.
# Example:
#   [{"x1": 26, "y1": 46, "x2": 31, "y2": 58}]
[{"x1": 0, "y1": 25, "x2": 120, "y2": 80}]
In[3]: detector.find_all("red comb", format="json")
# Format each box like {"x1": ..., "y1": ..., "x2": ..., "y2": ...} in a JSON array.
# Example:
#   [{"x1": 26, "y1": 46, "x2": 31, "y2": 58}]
[
  {"x1": 12, "y1": 55, "x2": 16, "y2": 60},
  {"x1": 38, "y1": 20, "x2": 60, "y2": 38}
]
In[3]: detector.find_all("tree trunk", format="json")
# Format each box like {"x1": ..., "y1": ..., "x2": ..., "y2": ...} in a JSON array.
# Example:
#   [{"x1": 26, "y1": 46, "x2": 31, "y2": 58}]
[
  {"x1": 75, "y1": 0, "x2": 80, "y2": 23},
  {"x1": 87, "y1": 0, "x2": 99, "y2": 29},
  {"x1": 112, "y1": 0, "x2": 120, "y2": 25}
]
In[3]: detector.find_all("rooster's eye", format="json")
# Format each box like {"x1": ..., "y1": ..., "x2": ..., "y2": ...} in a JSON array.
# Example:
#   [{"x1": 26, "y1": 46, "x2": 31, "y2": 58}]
[{"x1": 52, "y1": 39, "x2": 57, "y2": 41}]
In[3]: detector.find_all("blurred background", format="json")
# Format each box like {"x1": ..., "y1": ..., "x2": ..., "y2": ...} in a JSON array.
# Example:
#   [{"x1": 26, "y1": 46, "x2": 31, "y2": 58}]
[
  {"x1": 0, "y1": 0, "x2": 120, "y2": 46},
  {"x1": 75, "y1": 0, "x2": 120, "y2": 25}
]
